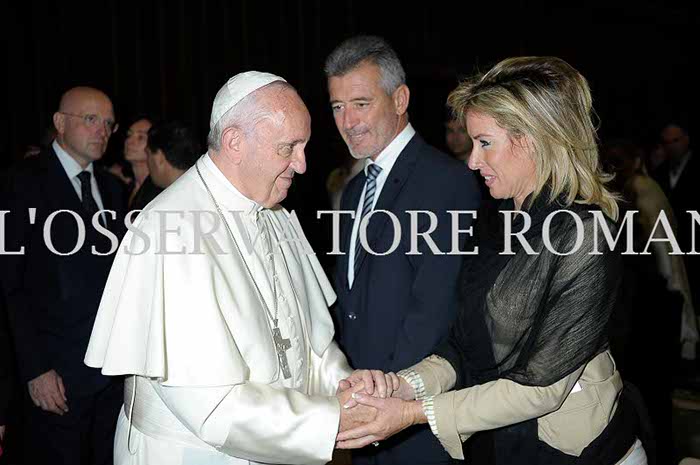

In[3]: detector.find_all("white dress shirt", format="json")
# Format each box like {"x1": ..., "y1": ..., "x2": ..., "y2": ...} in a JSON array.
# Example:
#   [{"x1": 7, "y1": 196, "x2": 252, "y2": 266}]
[
  {"x1": 53, "y1": 140, "x2": 106, "y2": 212},
  {"x1": 669, "y1": 150, "x2": 692, "y2": 190},
  {"x1": 347, "y1": 123, "x2": 416, "y2": 288}
]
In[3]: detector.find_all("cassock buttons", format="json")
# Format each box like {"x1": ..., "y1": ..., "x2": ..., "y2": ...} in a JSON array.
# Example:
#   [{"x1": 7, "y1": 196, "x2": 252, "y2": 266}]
[{"x1": 348, "y1": 312, "x2": 357, "y2": 320}]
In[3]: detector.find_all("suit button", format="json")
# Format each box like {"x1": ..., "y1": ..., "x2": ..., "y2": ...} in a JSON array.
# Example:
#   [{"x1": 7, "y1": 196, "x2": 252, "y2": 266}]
[{"x1": 347, "y1": 312, "x2": 357, "y2": 320}]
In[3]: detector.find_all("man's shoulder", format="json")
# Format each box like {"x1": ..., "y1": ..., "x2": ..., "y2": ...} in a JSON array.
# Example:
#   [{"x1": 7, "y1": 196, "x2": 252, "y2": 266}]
[
  {"x1": 94, "y1": 165, "x2": 126, "y2": 192},
  {"x1": 6, "y1": 149, "x2": 51, "y2": 178},
  {"x1": 404, "y1": 135, "x2": 477, "y2": 194},
  {"x1": 408, "y1": 134, "x2": 469, "y2": 175},
  {"x1": 3, "y1": 150, "x2": 53, "y2": 197},
  {"x1": 651, "y1": 160, "x2": 671, "y2": 180}
]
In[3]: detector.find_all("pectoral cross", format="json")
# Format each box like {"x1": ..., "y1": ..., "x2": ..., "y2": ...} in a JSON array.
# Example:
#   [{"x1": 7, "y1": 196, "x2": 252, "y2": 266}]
[{"x1": 273, "y1": 326, "x2": 292, "y2": 379}]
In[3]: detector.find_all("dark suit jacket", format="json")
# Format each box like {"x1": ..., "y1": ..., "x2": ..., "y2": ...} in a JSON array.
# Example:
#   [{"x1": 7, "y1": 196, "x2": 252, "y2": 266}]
[
  {"x1": 0, "y1": 291, "x2": 12, "y2": 426},
  {"x1": 334, "y1": 133, "x2": 481, "y2": 464},
  {"x1": 652, "y1": 154, "x2": 699, "y2": 305},
  {"x1": 1, "y1": 148, "x2": 126, "y2": 398}
]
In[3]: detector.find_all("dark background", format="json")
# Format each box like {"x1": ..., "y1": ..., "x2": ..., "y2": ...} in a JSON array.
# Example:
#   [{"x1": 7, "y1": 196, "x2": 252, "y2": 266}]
[{"x1": 4, "y1": 0, "x2": 698, "y2": 254}]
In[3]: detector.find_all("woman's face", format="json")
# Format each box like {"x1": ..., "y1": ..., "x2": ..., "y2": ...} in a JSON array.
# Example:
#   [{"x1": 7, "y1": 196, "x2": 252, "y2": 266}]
[
  {"x1": 466, "y1": 111, "x2": 537, "y2": 209},
  {"x1": 124, "y1": 119, "x2": 152, "y2": 162}
]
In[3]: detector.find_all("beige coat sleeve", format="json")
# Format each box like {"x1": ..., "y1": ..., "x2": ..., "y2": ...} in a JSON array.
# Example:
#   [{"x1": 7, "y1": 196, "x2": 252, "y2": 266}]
[
  {"x1": 428, "y1": 365, "x2": 585, "y2": 459},
  {"x1": 409, "y1": 355, "x2": 458, "y2": 396}
]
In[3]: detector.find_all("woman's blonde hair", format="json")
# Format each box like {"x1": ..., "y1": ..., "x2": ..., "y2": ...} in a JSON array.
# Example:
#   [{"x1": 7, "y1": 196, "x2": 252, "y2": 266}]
[{"x1": 448, "y1": 56, "x2": 619, "y2": 220}]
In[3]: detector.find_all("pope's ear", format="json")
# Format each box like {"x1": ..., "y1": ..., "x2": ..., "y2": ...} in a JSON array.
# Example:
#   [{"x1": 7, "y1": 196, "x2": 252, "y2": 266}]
[
  {"x1": 221, "y1": 126, "x2": 244, "y2": 164},
  {"x1": 392, "y1": 84, "x2": 410, "y2": 116}
]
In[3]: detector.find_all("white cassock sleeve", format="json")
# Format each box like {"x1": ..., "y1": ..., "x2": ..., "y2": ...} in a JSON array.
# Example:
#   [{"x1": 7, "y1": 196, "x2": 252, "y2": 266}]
[
  {"x1": 151, "y1": 381, "x2": 339, "y2": 464},
  {"x1": 148, "y1": 337, "x2": 351, "y2": 464}
]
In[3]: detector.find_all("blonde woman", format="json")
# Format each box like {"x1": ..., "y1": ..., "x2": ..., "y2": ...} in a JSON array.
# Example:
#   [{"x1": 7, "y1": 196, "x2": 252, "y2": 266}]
[{"x1": 337, "y1": 57, "x2": 647, "y2": 465}]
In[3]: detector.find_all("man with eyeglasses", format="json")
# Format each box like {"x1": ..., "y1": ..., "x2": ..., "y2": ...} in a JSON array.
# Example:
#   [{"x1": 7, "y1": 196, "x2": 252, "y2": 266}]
[{"x1": 1, "y1": 86, "x2": 126, "y2": 465}]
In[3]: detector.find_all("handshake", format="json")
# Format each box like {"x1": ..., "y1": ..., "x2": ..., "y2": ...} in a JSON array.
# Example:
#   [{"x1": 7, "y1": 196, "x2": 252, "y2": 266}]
[{"x1": 334, "y1": 370, "x2": 425, "y2": 449}]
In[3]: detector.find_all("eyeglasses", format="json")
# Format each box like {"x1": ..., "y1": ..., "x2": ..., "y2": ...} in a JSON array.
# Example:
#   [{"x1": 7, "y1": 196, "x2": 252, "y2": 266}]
[{"x1": 59, "y1": 112, "x2": 119, "y2": 134}]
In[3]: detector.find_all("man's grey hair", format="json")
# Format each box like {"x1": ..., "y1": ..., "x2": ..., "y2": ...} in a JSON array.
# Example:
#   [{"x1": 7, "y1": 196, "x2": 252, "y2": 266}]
[
  {"x1": 207, "y1": 80, "x2": 294, "y2": 151},
  {"x1": 324, "y1": 35, "x2": 406, "y2": 95}
]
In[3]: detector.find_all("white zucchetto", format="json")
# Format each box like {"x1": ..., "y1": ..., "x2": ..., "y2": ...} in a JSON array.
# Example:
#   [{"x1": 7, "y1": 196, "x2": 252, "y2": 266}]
[{"x1": 209, "y1": 71, "x2": 287, "y2": 129}]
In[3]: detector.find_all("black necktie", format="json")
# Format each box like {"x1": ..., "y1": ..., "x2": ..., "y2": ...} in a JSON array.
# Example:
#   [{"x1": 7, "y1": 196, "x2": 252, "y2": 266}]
[{"x1": 77, "y1": 171, "x2": 100, "y2": 219}]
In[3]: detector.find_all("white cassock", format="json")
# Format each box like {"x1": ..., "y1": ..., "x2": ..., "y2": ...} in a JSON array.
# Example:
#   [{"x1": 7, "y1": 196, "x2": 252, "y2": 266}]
[{"x1": 85, "y1": 154, "x2": 352, "y2": 465}]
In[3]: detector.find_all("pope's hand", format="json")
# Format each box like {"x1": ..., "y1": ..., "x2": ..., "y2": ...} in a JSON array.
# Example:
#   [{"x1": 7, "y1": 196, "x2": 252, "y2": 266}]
[
  {"x1": 337, "y1": 385, "x2": 377, "y2": 435},
  {"x1": 28, "y1": 369, "x2": 69, "y2": 415},
  {"x1": 336, "y1": 394, "x2": 425, "y2": 449}
]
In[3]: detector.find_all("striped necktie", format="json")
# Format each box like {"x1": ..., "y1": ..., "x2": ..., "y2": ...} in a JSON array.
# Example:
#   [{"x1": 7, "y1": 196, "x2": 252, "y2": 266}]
[{"x1": 354, "y1": 163, "x2": 382, "y2": 278}]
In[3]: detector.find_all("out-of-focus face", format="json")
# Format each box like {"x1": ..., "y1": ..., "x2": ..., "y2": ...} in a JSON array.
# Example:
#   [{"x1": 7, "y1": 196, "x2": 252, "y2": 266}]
[
  {"x1": 238, "y1": 88, "x2": 310, "y2": 208},
  {"x1": 54, "y1": 88, "x2": 115, "y2": 168},
  {"x1": 124, "y1": 119, "x2": 152, "y2": 162},
  {"x1": 146, "y1": 147, "x2": 167, "y2": 188},
  {"x1": 660, "y1": 125, "x2": 690, "y2": 161},
  {"x1": 466, "y1": 111, "x2": 536, "y2": 208},
  {"x1": 445, "y1": 119, "x2": 472, "y2": 161},
  {"x1": 328, "y1": 61, "x2": 403, "y2": 160}
]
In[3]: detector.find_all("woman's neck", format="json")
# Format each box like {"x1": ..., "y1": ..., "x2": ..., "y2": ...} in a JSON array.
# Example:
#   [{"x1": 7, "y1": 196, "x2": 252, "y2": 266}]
[{"x1": 131, "y1": 161, "x2": 149, "y2": 186}]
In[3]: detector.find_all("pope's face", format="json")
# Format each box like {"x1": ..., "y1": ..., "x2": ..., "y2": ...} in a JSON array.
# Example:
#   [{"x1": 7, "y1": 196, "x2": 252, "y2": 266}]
[
  {"x1": 240, "y1": 88, "x2": 310, "y2": 208},
  {"x1": 328, "y1": 61, "x2": 402, "y2": 160}
]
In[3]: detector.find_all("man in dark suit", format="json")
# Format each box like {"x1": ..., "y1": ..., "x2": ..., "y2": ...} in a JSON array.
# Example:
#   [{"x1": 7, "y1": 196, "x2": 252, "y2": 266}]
[
  {"x1": 325, "y1": 36, "x2": 481, "y2": 464},
  {"x1": 653, "y1": 123, "x2": 699, "y2": 318},
  {"x1": 1, "y1": 87, "x2": 126, "y2": 465}
]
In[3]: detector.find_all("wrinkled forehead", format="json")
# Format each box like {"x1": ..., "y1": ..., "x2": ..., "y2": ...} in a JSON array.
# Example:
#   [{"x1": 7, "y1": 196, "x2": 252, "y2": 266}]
[{"x1": 261, "y1": 88, "x2": 310, "y2": 125}]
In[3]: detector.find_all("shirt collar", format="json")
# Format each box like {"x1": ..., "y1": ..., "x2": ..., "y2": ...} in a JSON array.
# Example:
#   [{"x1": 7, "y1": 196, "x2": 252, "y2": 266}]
[
  {"x1": 202, "y1": 152, "x2": 264, "y2": 217},
  {"x1": 364, "y1": 123, "x2": 415, "y2": 177},
  {"x1": 53, "y1": 139, "x2": 95, "y2": 179}
]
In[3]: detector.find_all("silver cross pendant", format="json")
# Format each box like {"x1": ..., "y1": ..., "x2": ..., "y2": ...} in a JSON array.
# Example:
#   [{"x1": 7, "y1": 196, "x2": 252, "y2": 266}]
[{"x1": 273, "y1": 326, "x2": 292, "y2": 379}]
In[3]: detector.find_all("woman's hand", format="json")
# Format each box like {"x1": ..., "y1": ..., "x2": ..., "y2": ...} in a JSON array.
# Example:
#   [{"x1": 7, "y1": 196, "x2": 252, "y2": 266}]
[
  {"x1": 339, "y1": 369, "x2": 401, "y2": 408},
  {"x1": 335, "y1": 394, "x2": 427, "y2": 449}
]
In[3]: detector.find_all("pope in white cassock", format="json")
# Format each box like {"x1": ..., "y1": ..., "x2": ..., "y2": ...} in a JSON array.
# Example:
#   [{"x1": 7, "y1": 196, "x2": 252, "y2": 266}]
[{"x1": 84, "y1": 72, "x2": 376, "y2": 464}]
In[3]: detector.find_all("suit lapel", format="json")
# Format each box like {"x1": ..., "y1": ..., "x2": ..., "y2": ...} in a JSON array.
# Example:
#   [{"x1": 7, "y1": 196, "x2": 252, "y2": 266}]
[
  {"x1": 353, "y1": 135, "x2": 420, "y2": 278},
  {"x1": 93, "y1": 168, "x2": 121, "y2": 231},
  {"x1": 338, "y1": 172, "x2": 366, "y2": 291},
  {"x1": 42, "y1": 148, "x2": 84, "y2": 215}
]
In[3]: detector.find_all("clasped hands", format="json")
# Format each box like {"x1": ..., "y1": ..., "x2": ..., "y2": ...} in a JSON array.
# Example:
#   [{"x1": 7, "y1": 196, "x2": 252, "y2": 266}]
[{"x1": 335, "y1": 369, "x2": 426, "y2": 449}]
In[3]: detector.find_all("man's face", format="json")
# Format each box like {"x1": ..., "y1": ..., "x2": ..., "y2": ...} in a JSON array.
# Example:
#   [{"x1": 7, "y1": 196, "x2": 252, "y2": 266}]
[
  {"x1": 328, "y1": 61, "x2": 401, "y2": 160},
  {"x1": 55, "y1": 90, "x2": 115, "y2": 167},
  {"x1": 660, "y1": 125, "x2": 690, "y2": 161},
  {"x1": 125, "y1": 119, "x2": 152, "y2": 162},
  {"x1": 445, "y1": 119, "x2": 472, "y2": 160},
  {"x1": 239, "y1": 88, "x2": 310, "y2": 208}
]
